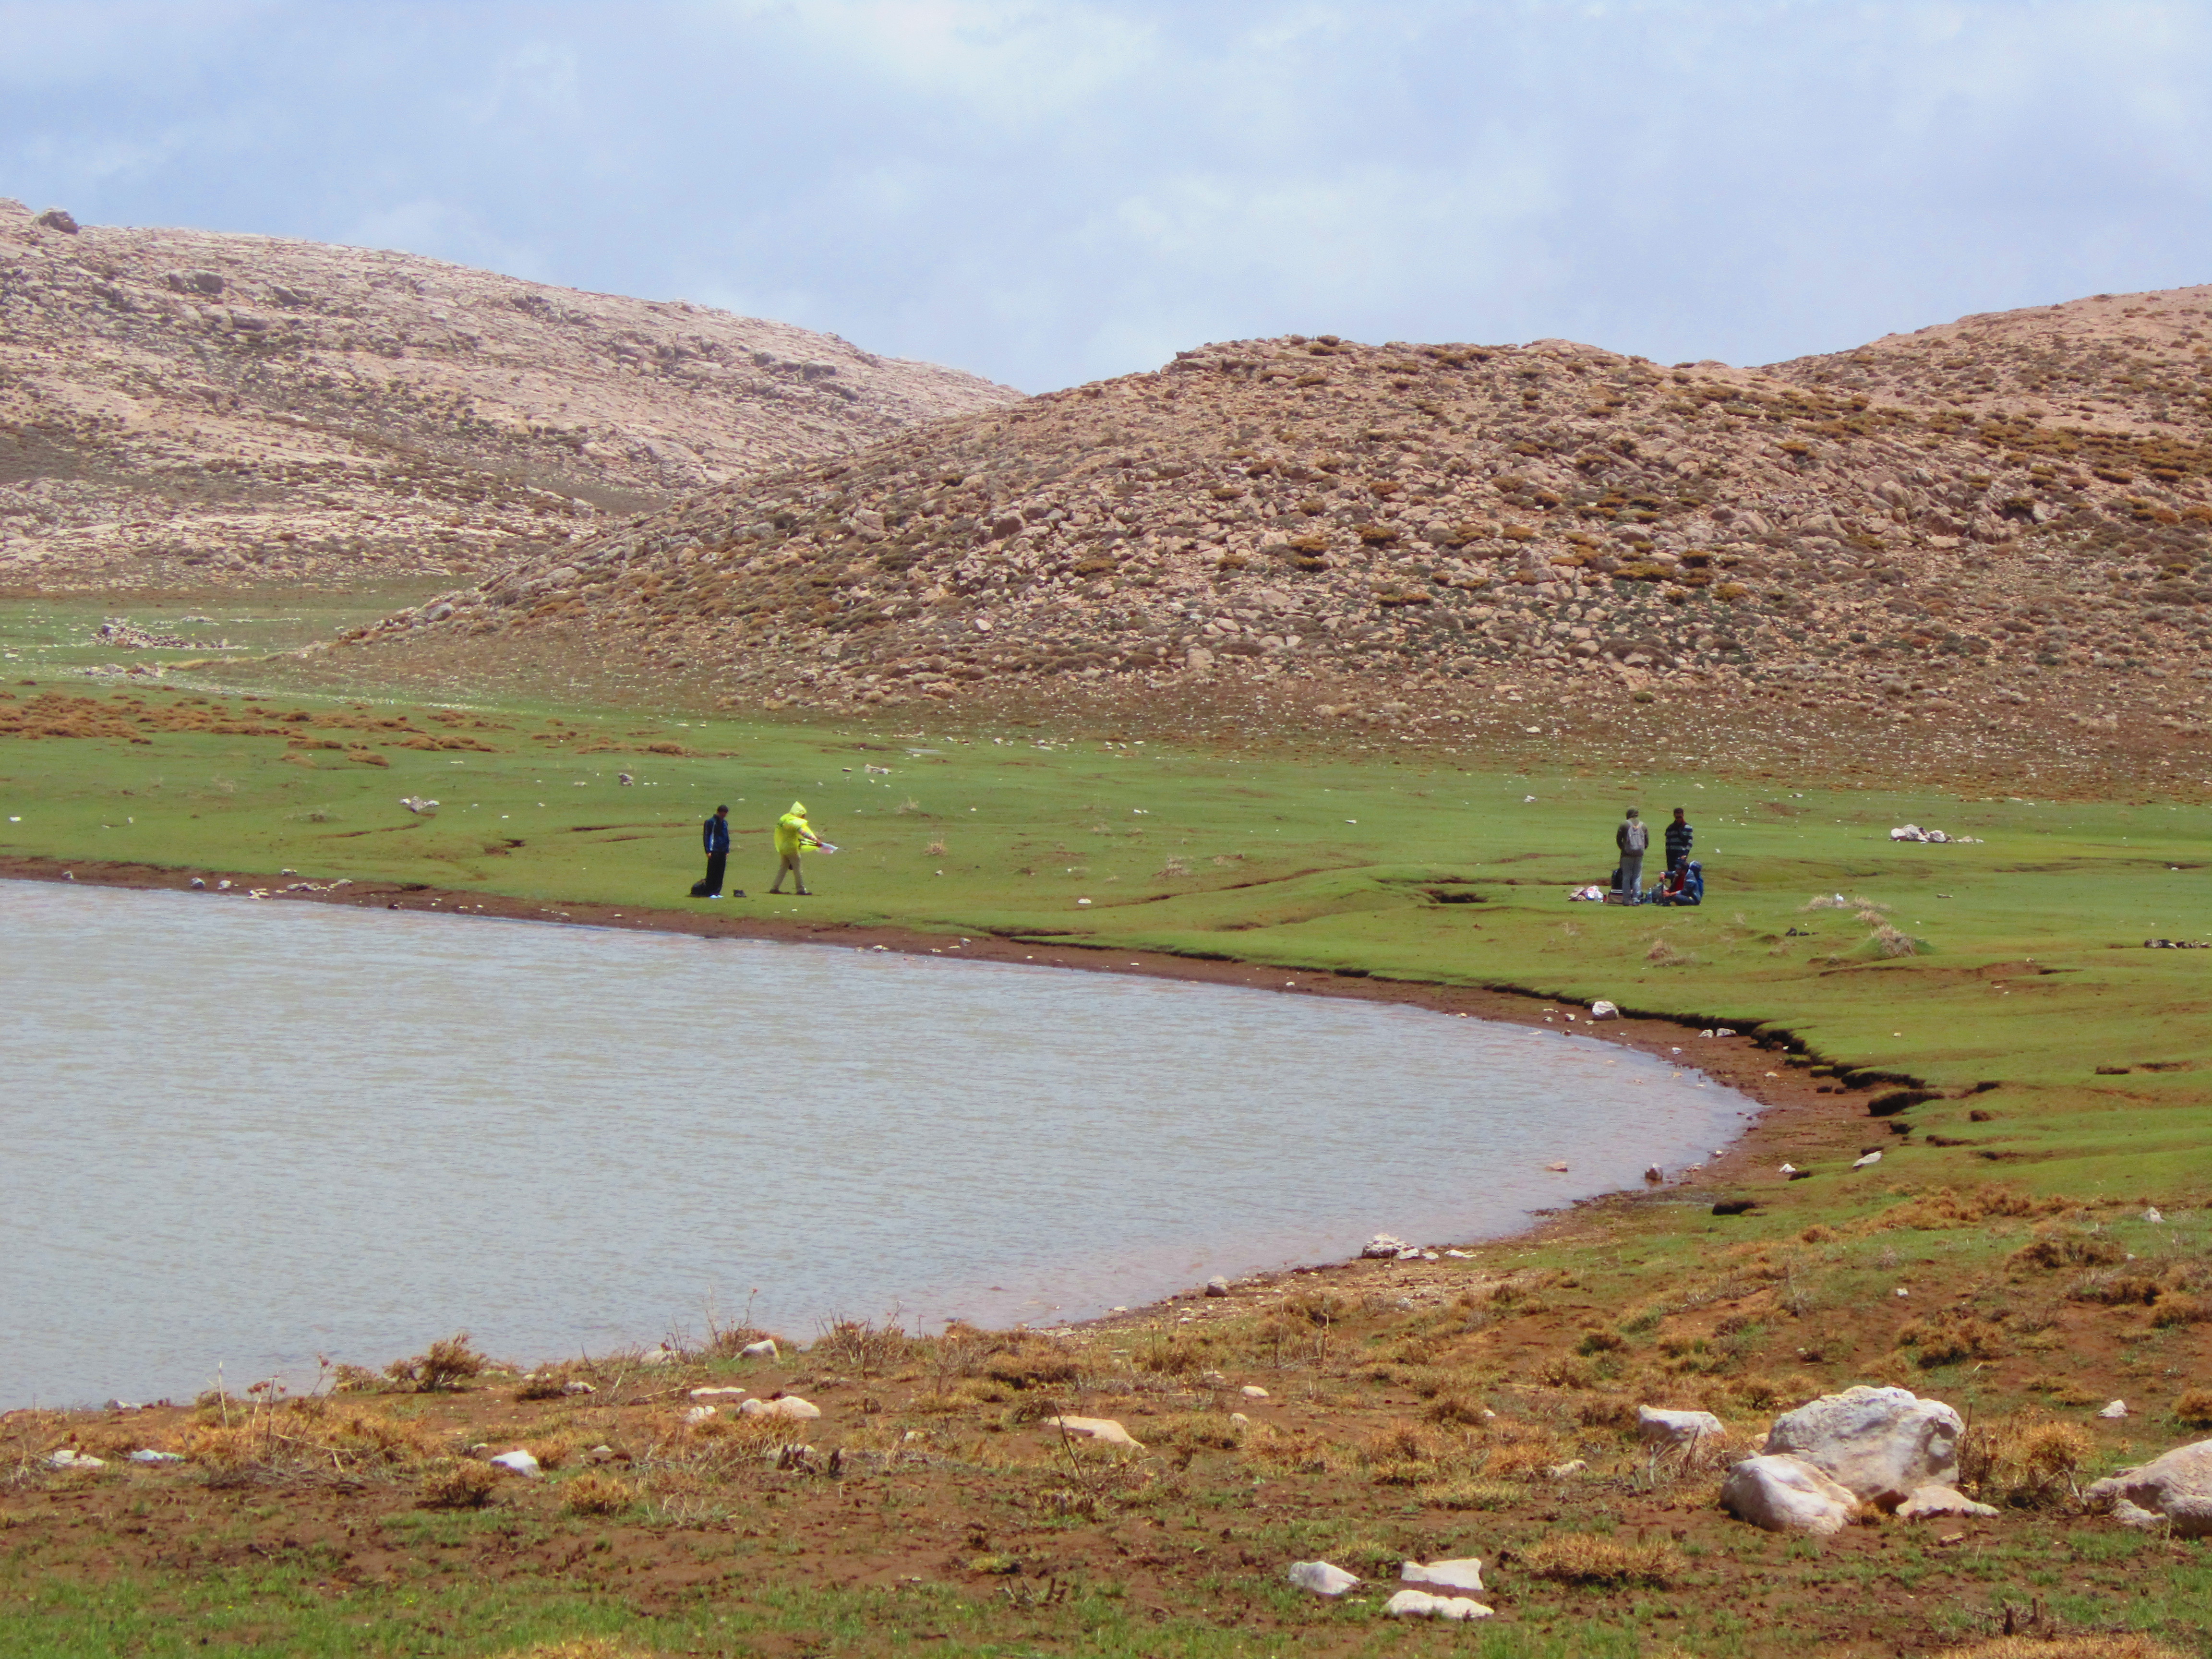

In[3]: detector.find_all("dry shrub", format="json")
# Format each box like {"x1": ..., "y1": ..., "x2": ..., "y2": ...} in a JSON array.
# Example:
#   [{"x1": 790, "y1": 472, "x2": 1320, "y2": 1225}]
[
  {"x1": 2011, "y1": 1229, "x2": 2126, "y2": 1271},
  {"x1": 1515, "y1": 1532, "x2": 1684, "y2": 1588},
  {"x1": 385, "y1": 1333, "x2": 487, "y2": 1392},
  {"x1": 1418, "y1": 1477, "x2": 1529, "y2": 1510},
  {"x1": 2068, "y1": 1270, "x2": 2164, "y2": 1307},
  {"x1": 1426, "y1": 1393, "x2": 1490, "y2": 1427},
  {"x1": 1961, "y1": 1414, "x2": 2093, "y2": 1509},
  {"x1": 983, "y1": 1342, "x2": 1080, "y2": 1390},
  {"x1": 1238, "y1": 1423, "x2": 1344, "y2": 1476},
  {"x1": 1538, "y1": 1354, "x2": 1597, "y2": 1390},
  {"x1": 2149, "y1": 1295, "x2": 2207, "y2": 1329},
  {"x1": 1875, "y1": 1187, "x2": 2073, "y2": 1232},
  {"x1": 559, "y1": 1471, "x2": 635, "y2": 1517},
  {"x1": 1141, "y1": 1413, "x2": 1243, "y2": 1451},
  {"x1": 1645, "y1": 938, "x2": 1693, "y2": 966},
  {"x1": 1869, "y1": 923, "x2": 1918, "y2": 958},
  {"x1": 1938, "y1": 1639, "x2": 2189, "y2": 1659},
  {"x1": 1574, "y1": 1395, "x2": 1639, "y2": 1431},
  {"x1": 812, "y1": 1317, "x2": 910, "y2": 1379},
  {"x1": 499, "y1": 1641, "x2": 658, "y2": 1659},
  {"x1": 2173, "y1": 1387, "x2": 2212, "y2": 1427},
  {"x1": 1798, "y1": 1225, "x2": 1840, "y2": 1244},
  {"x1": 1360, "y1": 1419, "x2": 1460, "y2": 1485},
  {"x1": 420, "y1": 1460, "x2": 499, "y2": 1510},
  {"x1": 1896, "y1": 1312, "x2": 2009, "y2": 1368}
]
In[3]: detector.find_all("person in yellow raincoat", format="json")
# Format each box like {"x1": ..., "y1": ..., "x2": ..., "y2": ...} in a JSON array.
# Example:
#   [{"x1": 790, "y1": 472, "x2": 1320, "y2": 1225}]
[{"x1": 770, "y1": 801, "x2": 823, "y2": 894}]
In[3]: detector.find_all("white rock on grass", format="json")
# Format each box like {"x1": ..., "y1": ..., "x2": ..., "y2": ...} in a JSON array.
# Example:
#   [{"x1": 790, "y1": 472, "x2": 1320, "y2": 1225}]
[
  {"x1": 1385, "y1": 1588, "x2": 1493, "y2": 1620},
  {"x1": 2100, "y1": 1400, "x2": 2129, "y2": 1419},
  {"x1": 1720, "y1": 1453, "x2": 1858, "y2": 1535},
  {"x1": 1764, "y1": 1385, "x2": 1962, "y2": 1509},
  {"x1": 1286, "y1": 1560, "x2": 1359, "y2": 1596},
  {"x1": 1042, "y1": 1414, "x2": 1142, "y2": 1448},
  {"x1": 740, "y1": 1339, "x2": 779, "y2": 1360},
  {"x1": 690, "y1": 1386, "x2": 750, "y2": 1399},
  {"x1": 490, "y1": 1450, "x2": 542, "y2": 1478},
  {"x1": 684, "y1": 1406, "x2": 718, "y2": 1423},
  {"x1": 1638, "y1": 1406, "x2": 1724, "y2": 1448},
  {"x1": 1852, "y1": 1151, "x2": 1882, "y2": 1169},
  {"x1": 46, "y1": 1448, "x2": 104, "y2": 1469},
  {"x1": 1590, "y1": 1000, "x2": 1620, "y2": 1019},
  {"x1": 1241, "y1": 1385, "x2": 1270, "y2": 1399},
  {"x1": 128, "y1": 1449, "x2": 183, "y2": 1464},
  {"x1": 2086, "y1": 1438, "x2": 2212, "y2": 1537},
  {"x1": 1401, "y1": 1557, "x2": 1485, "y2": 1592},
  {"x1": 1897, "y1": 1483, "x2": 1999, "y2": 1519},
  {"x1": 739, "y1": 1395, "x2": 820, "y2": 1421}
]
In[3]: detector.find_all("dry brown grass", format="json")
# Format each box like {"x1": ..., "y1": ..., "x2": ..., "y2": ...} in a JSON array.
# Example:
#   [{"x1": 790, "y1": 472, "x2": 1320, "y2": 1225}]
[
  {"x1": 384, "y1": 1333, "x2": 488, "y2": 1392},
  {"x1": 1961, "y1": 1414, "x2": 2094, "y2": 1509},
  {"x1": 2173, "y1": 1387, "x2": 2212, "y2": 1427},
  {"x1": 1938, "y1": 1639, "x2": 2190, "y2": 1659},
  {"x1": 1515, "y1": 1532, "x2": 1685, "y2": 1587},
  {"x1": 500, "y1": 1641, "x2": 657, "y2": 1659}
]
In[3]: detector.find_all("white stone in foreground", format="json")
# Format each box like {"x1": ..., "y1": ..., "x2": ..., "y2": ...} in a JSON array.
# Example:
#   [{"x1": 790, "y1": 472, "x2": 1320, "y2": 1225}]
[
  {"x1": 1401, "y1": 1557, "x2": 1485, "y2": 1592},
  {"x1": 128, "y1": 1449, "x2": 182, "y2": 1464},
  {"x1": 1386, "y1": 1588, "x2": 1493, "y2": 1620},
  {"x1": 46, "y1": 1448, "x2": 104, "y2": 1469},
  {"x1": 2086, "y1": 1438, "x2": 2212, "y2": 1537},
  {"x1": 1638, "y1": 1406, "x2": 1724, "y2": 1448},
  {"x1": 739, "y1": 1395, "x2": 820, "y2": 1421},
  {"x1": 2100, "y1": 1400, "x2": 2129, "y2": 1419},
  {"x1": 490, "y1": 1450, "x2": 541, "y2": 1478},
  {"x1": 1287, "y1": 1560, "x2": 1359, "y2": 1596},
  {"x1": 1590, "y1": 1000, "x2": 1620, "y2": 1019},
  {"x1": 1043, "y1": 1414, "x2": 1141, "y2": 1447},
  {"x1": 1897, "y1": 1483, "x2": 1998, "y2": 1519},
  {"x1": 1241, "y1": 1385, "x2": 1269, "y2": 1399},
  {"x1": 1764, "y1": 1385, "x2": 1962, "y2": 1508},
  {"x1": 740, "y1": 1339, "x2": 779, "y2": 1360},
  {"x1": 690, "y1": 1386, "x2": 749, "y2": 1399},
  {"x1": 1721, "y1": 1454, "x2": 1857, "y2": 1535}
]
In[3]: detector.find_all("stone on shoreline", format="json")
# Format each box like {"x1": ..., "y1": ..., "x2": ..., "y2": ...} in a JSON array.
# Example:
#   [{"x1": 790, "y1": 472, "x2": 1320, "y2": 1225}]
[
  {"x1": 740, "y1": 1338, "x2": 779, "y2": 1360},
  {"x1": 1361, "y1": 1234, "x2": 1409, "y2": 1258},
  {"x1": 1589, "y1": 1000, "x2": 1619, "y2": 1020}
]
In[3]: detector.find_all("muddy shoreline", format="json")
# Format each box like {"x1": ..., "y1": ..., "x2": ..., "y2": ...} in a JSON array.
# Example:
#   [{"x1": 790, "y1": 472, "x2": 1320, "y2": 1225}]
[{"x1": 1, "y1": 852, "x2": 1891, "y2": 1348}]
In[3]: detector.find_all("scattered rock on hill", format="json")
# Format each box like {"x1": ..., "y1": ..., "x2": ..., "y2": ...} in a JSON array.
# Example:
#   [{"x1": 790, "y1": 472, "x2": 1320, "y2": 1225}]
[
  {"x1": 2086, "y1": 1437, "x2": 2212, "y2": 1536},
  {"x1": 1721, "y1": 1452, "x2": 1858, "y2": 1534},
  {"x1": 1764, "y1": 1384, "x2": 1963, "y2": 1508}
]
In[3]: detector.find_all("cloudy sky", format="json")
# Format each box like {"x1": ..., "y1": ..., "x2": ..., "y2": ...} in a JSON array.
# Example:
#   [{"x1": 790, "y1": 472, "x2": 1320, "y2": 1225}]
[{"x1": 4, "y1": 1, "x2": 2208, "y2": 391}]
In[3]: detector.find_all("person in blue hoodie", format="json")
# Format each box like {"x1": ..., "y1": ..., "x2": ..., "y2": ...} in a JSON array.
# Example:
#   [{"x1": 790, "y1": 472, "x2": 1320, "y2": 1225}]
[{"x1": 697, "y1": 804, "x2": 733, "y2": 898}]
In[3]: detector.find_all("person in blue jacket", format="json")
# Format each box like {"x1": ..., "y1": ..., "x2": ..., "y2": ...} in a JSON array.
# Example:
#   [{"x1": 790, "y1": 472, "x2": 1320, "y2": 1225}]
[{"x1": 698, "y1": 805, "x2": 732, "y2": 898}]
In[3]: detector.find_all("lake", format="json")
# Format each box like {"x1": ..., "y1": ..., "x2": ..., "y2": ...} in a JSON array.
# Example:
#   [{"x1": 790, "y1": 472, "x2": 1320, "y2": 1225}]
[{"x1": 0, "y1": 878, "x2": 1749, "y2": 1406}]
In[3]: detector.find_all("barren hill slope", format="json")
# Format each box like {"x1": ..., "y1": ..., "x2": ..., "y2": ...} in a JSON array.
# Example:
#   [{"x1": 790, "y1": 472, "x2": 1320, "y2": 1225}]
[
  {"x1": 0, "y1": 199, "x2": 1019, "y2": 589},
  {"x1": 349, "y1": 288, "x2": 2212, "y2": 783}
]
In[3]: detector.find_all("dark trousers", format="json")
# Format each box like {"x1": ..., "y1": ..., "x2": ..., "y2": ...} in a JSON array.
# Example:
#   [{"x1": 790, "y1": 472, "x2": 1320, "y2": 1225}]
[{"x1": 701, "y1": 852, "x2": 727, "y2": 896}]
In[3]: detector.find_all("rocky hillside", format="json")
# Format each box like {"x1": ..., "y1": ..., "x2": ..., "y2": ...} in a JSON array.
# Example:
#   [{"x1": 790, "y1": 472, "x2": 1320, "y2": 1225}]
[
  {"x1": 346, "y1": 286, "x2": 2212, "y2": 773},
  {"x1": 0, "y1": 199, "x2": 1019, "y2": 589}
]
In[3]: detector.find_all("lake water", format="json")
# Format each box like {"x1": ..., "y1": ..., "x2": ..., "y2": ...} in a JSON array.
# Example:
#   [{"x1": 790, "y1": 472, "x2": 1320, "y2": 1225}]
[{"x1": 1, "y1": 878, "x2": 1750, "y2": 1407}]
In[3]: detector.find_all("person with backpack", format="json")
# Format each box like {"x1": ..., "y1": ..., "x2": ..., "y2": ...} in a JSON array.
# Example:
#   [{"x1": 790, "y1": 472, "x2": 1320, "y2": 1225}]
[
  {"x1": 1665, "y1": 806, "x2": 1694, "y2": 873},
  {"x1": 1615, "y1": 808, "x2": 1650, "y2": 901},
  {"x1": 695, "y1": 805, "x2": 735, "y2": 898}
]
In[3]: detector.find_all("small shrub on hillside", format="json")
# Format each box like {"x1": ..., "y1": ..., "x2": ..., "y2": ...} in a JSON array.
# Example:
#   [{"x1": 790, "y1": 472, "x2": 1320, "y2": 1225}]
[
  {"x1": 2011, "y1": 1230, "x2": 2126, "y2": 1271},
  {"x1": 1960, "y1": 1414, "x2": 2092, "y2": 1509},
  {"x1": 1515, "y1": 1533, "x2": 1684, "y2": 1588},
  {"x1": 560, "y1": 1471, "x2": 635, "y2": 1517},
  {"x1": 385, "y1": 1333, "x2": 487, "y2": 1392},
  {"x1": 2068, "y1": 1270, "x2": 2164, "y2": 1307},
  {"x1": 2152, "y1": 1295, "x2": 2208, "y2": 1328},
  {"x1": 984, "y1": 1343, "x2": 1080, "y2": 1390},
  {"x1": 1419, "y1": 1477, "x2": 1528, "y2": 1510},
  {"x1": 1896, "y1": 1312, "x2": 2008, "y2": 1368},
  {"x1": 2173, "y1": 1388, "x2": 2212, "y2": 1427},
  {"x1": 420, "y1": 1460, "x2": 499, "y2": 1510}
]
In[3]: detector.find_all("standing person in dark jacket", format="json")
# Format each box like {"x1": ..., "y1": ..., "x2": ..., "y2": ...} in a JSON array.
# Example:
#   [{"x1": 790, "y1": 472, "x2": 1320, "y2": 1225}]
[
  {"x1": 1615, "y1": 808, "x2": 1649, "y2": 900},
  {"x1": 698, "y1": 805, "x2": 733, "y2": 898},
  {"x1": 1665, "y1": 806, "x2": 1694, "y2": 873}
]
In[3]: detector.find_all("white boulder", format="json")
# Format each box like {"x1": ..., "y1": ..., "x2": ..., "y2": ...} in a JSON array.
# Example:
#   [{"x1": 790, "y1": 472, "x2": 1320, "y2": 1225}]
[
  {"x1": 1720, "y1": 1453, "x2": 1858, "y2": 1535},
  {"x1": 2086, "y1": 1438, "x2": 2212, "y2": 1537},
  {"x1": 1385, "y1": 1588, "x2": 1493, "y2": 1620},
  {"x1": 684, "y1": 1405, "x2": 718, "y2": 1423},
  {"x1": 1589, "y1": 1000, "x2": 1620, "y2": 1020},
  {"x1": 1401, "y1": 1557, "x2": 1484, "y2": 1592},
  {"x1": 128, "y1": 1448, "x2": 182, "y2": 1464},
  {"x1": 46, "y1": 1448, "x2": 105, "y2": 1470},
  {"x1": 1638, "y1": 1406, "x2": 1724, "y2": 1448},
  {"x1": 739, "y1": 1395, "x2": 820, "y2": 1421},
  {"x1": 1361, "y1": 1233, "x2": 1410, "y2": 1258},
  {"x1": 690, "y1": 1386, "x2": 749, "y2": 1399},
  {"x1": 1764, "y1": 1385, "x2": 1962, "y2": 1508},
  {"x1": 1042, "y1": 1414, "x2": 1142, "y2": 1448},
  {"x1": 1241, "y1": 1385, "x2": 1269, "y2": 1399},
  {"x1": 1287, "y1": 1560, "x2": 1359, "y2": 1596},
  {"x1": 740, "y1": 1338, "x2": 778, "y2": 1360},
  {"x1": 2100, "y1": 1400, "x2": 2129, "y2": 1419},
  {"x1": 490, "y1": 1449, "x2": 541, "y2": 1478}
]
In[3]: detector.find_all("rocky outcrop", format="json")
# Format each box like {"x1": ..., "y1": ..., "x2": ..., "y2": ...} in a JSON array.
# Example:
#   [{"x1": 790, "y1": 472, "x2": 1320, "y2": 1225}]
[
  {"x1": 0, "y1": 198, "x2": 1018, "y2": 589},
  {"x1": 356, "y1": 287, "x2": 2212, "y2": 780}
]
